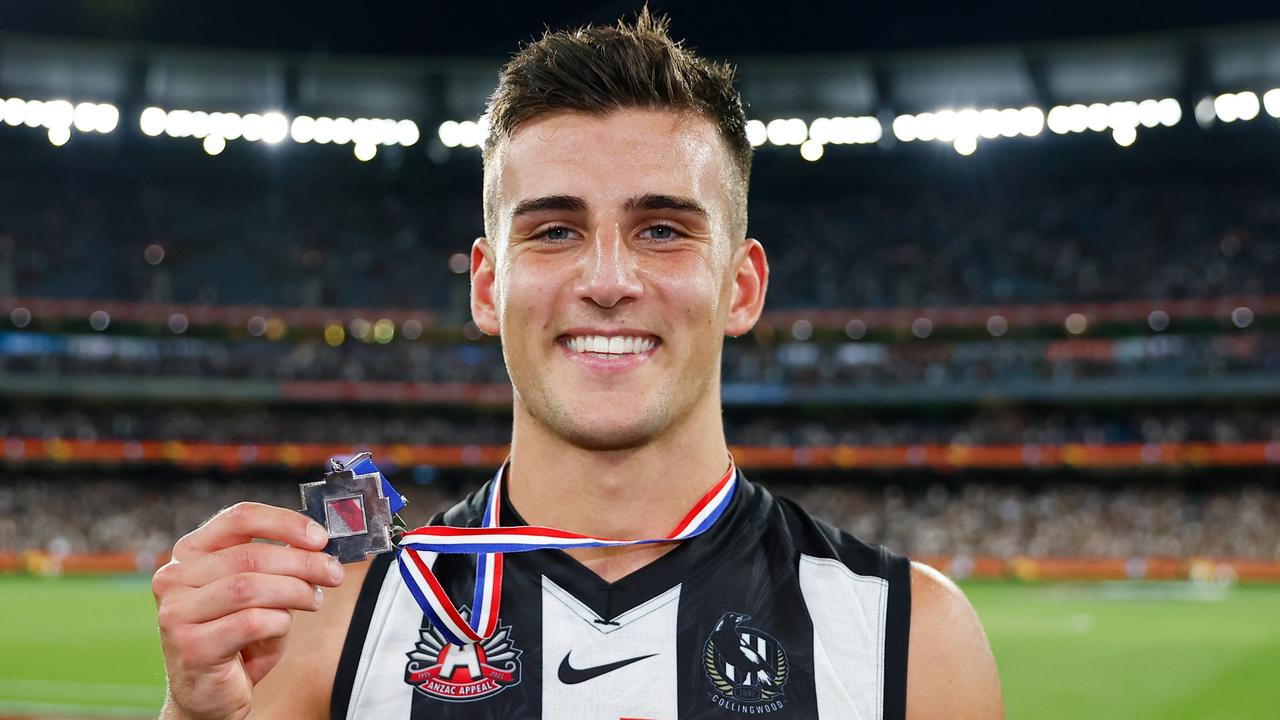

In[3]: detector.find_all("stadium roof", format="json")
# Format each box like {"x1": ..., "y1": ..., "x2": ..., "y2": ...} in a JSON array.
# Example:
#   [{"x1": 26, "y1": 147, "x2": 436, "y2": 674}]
[{"x1": 3, "y1": 0, "x2": 1280, "y2": 58}]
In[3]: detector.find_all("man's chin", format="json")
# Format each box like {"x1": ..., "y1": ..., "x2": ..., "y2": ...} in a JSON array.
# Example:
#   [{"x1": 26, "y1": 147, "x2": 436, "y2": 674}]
[
  {"x1": 533, "y1": 400, "x2": 670, "y2": 452},
  {"x1": 552, "y1": 416, "x2": 664, "y2": 452}
]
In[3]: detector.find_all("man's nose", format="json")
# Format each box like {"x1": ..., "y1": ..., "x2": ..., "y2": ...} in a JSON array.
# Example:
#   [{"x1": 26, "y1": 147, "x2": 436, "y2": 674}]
[{"x1": 575, "y1": 226, "x2": 643, "y2": 309}]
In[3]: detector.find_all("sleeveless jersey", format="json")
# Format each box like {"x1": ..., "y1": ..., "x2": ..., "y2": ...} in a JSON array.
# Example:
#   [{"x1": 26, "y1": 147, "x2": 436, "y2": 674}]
[{"x1": 331, "y1": 472, "x2": 911, "y2": 719}]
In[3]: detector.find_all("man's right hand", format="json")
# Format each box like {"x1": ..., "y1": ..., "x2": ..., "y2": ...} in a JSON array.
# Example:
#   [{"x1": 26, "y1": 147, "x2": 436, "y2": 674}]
[{"x1": 152, "y1": 502, "x2": 346, "y2": 720}]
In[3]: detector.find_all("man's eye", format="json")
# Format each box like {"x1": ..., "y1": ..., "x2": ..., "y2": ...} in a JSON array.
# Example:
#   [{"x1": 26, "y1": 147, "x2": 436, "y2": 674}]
[
  {"x1": 539, "y1": 226, "x2": 576, "y2": 242},
  {"x1": 641, "y1": 224, "x2": 682, "y2": 241}
]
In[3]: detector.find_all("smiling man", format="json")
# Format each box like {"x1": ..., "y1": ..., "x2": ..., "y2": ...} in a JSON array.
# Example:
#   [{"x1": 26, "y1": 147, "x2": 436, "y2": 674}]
[{"x1": 152, "y1": 10, "x2": 1001, "y2": 720}]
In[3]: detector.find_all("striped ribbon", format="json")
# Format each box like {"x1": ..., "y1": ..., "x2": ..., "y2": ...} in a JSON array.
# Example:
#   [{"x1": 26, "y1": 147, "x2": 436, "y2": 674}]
[{"x1": 392, "y1": 458, "x2": 738, "y2": 646}]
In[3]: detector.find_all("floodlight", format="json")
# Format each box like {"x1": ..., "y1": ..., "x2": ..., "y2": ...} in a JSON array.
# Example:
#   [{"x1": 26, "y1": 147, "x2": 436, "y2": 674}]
[
  {"x1": 892, "y1": 115, "x2": 917, "y2": 142},
  {"x1": 438, "y1": 120, "x2": 461, "y2": 147},
  {"x1": 203, "y1": 134, "x2": 226, "y2": 155},
  {"x1": 395, "y1": 119, "x2": 420, "y2": 146},
  {"x1": 47, "y1": 126, "x2": 70, "y2": 146},
  {"x1": 799, "y1": 139, "x2": 823, "y2": 161},
  {"x1": 291, "y1": 116, "x2": 316, "y2": 143},
  {"x1": 261, "y1": 112, "x2": 289, "y2": 144},
  {"x1": 240, "y1": 113, "x2": 264, "y2": 142},
  {"x1": 1265, "y1": 89, "x2": 1280, "y2": 118}
]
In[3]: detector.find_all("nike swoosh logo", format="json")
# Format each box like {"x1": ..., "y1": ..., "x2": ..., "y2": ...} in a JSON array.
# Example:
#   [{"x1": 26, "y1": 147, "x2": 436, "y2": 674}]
[{"x1": 558, "y1": 651, "x2": 657, "y2": 684}]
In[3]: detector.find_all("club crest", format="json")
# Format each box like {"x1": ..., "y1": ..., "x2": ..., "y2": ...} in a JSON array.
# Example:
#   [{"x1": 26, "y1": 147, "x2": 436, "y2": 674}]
[
  {"x1": 703, "y1": 611, "x2": 789, "y2": 714},
  {"x1": 404, "y1": 607, "x2": 522, "y2": 702}
]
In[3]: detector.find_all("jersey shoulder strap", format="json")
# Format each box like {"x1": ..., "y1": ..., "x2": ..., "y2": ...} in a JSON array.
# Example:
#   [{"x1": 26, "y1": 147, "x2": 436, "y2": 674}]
[{"x1": 771, "y1": 492, "x2": 912, "y2": 720}]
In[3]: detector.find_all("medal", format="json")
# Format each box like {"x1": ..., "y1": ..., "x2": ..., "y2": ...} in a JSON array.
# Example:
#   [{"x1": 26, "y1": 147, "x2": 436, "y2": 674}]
[
  {"x1": 299, "y1": 452, "x2": 408, "y2": 563},
  {"x1": 312, "y1": 452, "x2": 737, "y2": 647}
]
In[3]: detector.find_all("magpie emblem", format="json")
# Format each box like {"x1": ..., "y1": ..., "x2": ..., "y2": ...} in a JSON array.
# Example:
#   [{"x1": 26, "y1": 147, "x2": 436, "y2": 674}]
[{"x1": 703, "y1": 611, "x2": 789, "y2": 713}]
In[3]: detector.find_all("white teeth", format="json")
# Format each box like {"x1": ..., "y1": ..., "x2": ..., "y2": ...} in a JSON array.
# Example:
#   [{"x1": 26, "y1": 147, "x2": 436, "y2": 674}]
[{"x1": 565, "y1": 335, "x2": 656, "y2": 355}]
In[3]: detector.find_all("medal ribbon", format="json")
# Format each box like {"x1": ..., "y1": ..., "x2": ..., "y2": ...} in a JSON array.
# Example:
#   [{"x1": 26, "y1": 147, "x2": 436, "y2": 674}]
[{"x1": 382, "y1": 458, "x2": 737, "y2": 647}]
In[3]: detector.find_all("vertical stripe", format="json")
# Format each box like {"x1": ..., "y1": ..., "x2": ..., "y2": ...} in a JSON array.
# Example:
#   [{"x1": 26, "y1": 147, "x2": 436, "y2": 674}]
[
  {"x1": 346, "y1": 553, "x2": 433, "y2": 719},
  {"x1": 799, "y1": 554, "x2": 888, "y2": 720},
  {"x1": 540, "y1": 578, "x2": 680, "y2": 719}
]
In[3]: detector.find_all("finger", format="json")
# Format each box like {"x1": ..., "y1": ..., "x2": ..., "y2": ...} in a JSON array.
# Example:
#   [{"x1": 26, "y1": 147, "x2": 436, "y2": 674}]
[
  {"x1": 176, "y1": 572, "x2": 324, "y2": 625},
  {"x1": 173, "y1": 503, "x2": 327, "y2": 560},
  {"x1": 181, "y1": 607, "x2": 294, "y2": 668},
  {"x1": 177, "y1": 543, "x2": 345, "y2": 589}
]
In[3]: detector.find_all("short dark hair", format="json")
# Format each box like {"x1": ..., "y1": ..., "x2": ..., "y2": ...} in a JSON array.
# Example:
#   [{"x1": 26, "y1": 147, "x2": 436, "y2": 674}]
[{"x1": 481, "y1": 7, "x2": 751, "y2": 237}]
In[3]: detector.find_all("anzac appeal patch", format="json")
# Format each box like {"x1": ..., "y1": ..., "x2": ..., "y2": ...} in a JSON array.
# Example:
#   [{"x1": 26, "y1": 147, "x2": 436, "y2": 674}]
[{"x1": 405, "y1": 608, "x2": 522, "y2": 702}]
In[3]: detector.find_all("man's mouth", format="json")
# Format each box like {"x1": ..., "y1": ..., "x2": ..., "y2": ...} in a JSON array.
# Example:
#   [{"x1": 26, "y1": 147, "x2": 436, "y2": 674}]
[{"x1": 558, "y1": 333, "x2": 659, "y2": 356}]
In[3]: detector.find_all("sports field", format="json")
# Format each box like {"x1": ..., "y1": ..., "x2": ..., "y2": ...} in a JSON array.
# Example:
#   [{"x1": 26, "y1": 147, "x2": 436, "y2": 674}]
[{"x1": 1, "y1": 576, "x2": 1277, "y2": 718}]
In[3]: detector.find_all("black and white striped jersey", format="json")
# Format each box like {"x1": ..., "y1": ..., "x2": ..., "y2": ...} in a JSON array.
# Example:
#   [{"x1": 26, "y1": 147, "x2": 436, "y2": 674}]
[{"x1": 331, "y1": 472, "x2": 910, "y2": 719}]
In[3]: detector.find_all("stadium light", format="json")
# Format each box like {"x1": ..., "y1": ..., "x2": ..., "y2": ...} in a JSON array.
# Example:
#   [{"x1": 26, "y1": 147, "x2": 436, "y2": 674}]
[
  {"x1": 1265, "y1": 89, "x2": 1280, "y2": 118},
  {"x1": 214, "y1": 112, "x2": 242, "y2": 141},
  {"x1": 894, "y1": 104, "x2": 1045, "y2": 154},
  {"x1": 1194, "y1": 97, "x2": 1216, "y2": 128},
  {"x1": 134, "y1": 104, "x2": 422, "y2": 159},
  {"x1": 291, "y1": 116, "x2": 316, "y2": 143},
  {"x1": 260, "y1": 112, "x2": 289, "y2": 144},
  {"x1": 745, "y1": 119, "x2": 767, "y2": 147},
  {"x1": 1213, "y1": 92, "x2": 1260, "y2": 123},
  {"x1": 766, "y1": 118, "x2": 807, "y2": 146},
  {"x1": 438, "y1": 120, "x2": 461, "y2": 147},
  {"x1": 0, "y1": 96, "x2": 115, "y2": 141},
  {"x1": 2, "y1": 98, "x2": 25, "y2": 126},
  {"x1": 22, "y1": 99, "x2": 44, "y2": 128},
  {"x1": 799, "y1": 139, "x2": 824, "y2": 161},
  {"x1": 1044, "y1": 98, "x2": 1179, "y2": 146},
  {"x1": 331, "y1": 117, "x2": 354, "y2": 144},
  {"x1": 140, "y1": 106, "x2": 165, "y2": 135},
  {"x1": 395, "y1": 119, "x2": 420, "y2": 146},
  {"x1": 240, "y1": 113, "x2": 264, "y2": 142},
  {"x1": 203, "y1": 134, "x2": 226, "y2": 156}
]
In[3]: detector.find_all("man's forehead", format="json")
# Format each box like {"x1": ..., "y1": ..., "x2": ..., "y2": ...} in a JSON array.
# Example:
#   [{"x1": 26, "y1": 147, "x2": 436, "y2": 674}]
[{"x1": 490, "y1": 109, "x2": 733, "y2": 217}]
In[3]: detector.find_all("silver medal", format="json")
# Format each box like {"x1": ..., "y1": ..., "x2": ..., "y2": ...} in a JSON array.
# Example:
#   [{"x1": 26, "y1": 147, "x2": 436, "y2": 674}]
[{"x1": 299, "y1": 453, "x2": 396, "y2": 563}]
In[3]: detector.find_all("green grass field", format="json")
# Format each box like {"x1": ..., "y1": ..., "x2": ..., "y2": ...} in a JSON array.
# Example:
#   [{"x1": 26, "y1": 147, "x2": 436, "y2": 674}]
[{"x1": 1, "y1": 576, "x2": 1277, "y2": 718}]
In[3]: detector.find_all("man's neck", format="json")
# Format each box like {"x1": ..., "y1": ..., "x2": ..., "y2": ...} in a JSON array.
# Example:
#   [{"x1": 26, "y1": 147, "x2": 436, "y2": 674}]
[{"x1": 504, "y1": 397, "x2": 730, "y2": 582}]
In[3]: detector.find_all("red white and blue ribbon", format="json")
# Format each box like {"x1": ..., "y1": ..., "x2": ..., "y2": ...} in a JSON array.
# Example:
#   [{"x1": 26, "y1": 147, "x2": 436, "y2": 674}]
[{"x1": 392, "y1": 458, "x2": 737, "y2": 647}]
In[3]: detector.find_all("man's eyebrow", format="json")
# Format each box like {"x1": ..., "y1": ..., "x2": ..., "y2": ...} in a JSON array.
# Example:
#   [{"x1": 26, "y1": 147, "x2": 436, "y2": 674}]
[
  {"x1": 624, "y1": 194, "x2": 708, "y2": 217},
  {"x1": 510, "y1": 195, "x2": 587, "y2": 218}
]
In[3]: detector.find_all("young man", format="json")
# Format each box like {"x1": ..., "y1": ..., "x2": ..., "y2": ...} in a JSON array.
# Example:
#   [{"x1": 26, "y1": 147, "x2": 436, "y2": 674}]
[{"x1": 153, "y1": 11, "x2": 1002, "y2": 719}]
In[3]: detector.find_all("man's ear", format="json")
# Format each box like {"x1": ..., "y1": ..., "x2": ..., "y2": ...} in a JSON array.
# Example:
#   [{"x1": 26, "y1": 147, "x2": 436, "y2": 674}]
[
  {"x1": 724, "y1": 238, "x2": 768, "y2": 337},
  {"x1": 470, "y1": 237, "x2": 500, "y2": 336}
]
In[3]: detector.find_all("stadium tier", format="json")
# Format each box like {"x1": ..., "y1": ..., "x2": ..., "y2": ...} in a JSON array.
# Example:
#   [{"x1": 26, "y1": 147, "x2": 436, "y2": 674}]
[{"x1": 3, "y1": 177, "x2": 1280, "y2": 310}]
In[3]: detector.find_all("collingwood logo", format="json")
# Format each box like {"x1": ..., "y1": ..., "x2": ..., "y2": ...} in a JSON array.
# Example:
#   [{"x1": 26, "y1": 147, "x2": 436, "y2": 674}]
[
  {"x1": 703, "y1": 612, "x2": 789, "y2": 714},
  {"x1": 404, "y1": 608, "x2": 522, "y2": 702}
]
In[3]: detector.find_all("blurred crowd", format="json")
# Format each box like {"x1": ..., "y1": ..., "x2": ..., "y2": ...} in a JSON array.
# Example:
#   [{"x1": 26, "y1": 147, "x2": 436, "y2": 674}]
[
  {"x1": 6, "y1": 403, "x2": 1280, "y2": 447},
  {"x1": 785, "y1": 481, "x2": 1280, "y2": 560},
  {"x1": 2, "y1": 475, "x2": 1275, "y2": 561},
  {"x1": 3, "y1": 329, "x2": 1276, "y2": 389},
  {"x1": 4, "y1": 176, "x2": 1279, "y2": 311}
]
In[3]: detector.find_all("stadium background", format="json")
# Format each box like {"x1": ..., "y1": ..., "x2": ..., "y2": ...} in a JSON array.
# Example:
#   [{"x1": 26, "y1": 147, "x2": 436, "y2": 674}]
[{"x1": 3, "y1": 1, "x2": 1280, "y2": 718}]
